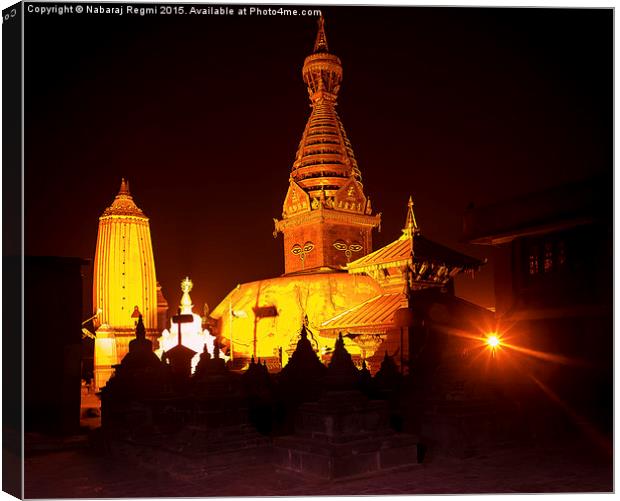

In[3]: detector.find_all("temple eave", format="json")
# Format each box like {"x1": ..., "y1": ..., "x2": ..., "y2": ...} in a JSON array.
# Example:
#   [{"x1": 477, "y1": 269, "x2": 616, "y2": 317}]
[
  {"x1": 320, "y1": 326, "x2": 391, "y2": 337},
  {"x1": 277, "y1": 209, "x2": 381, "y2": 229},
  {"x1": 99, "y1": 213, "x2": 149, "y2": 221},
  {"x1": 348, "y1": 259, "x2": 412, "y2": 274}
]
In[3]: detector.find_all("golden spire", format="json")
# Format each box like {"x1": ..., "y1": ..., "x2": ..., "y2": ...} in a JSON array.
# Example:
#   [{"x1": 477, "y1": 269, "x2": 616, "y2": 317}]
[
  {"x1": 302, "y1": 16, "x2": 342, "y2": 103},
  {"x1": 292, "y1": 17, "x2": 361, "y2": 199},
  {"x1": 313, "y1": 15, "x2": 329, "y2": 53},
  {"x1": 273, "y1": 16, "x2": 381, "y2": 273},
  {"x1": 180, "y1": 277, "x2": 194, "y2": 314},
  {"x1": 402, "y1": 196, "x2": 420, "y2": 237},
  {"x1": 101, "y1": 178, "x2": 145, "y2": 218},
  {"x1": 118, "y1": 177, "x2": 130, "y2": 196}
]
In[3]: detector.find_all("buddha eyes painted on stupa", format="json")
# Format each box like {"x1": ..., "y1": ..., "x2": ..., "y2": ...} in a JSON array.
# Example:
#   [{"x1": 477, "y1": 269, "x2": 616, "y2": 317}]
[
  {"x1": 333, "y1": 240, "x2": 363, "y2": 259},
  {"x1": 291, "y1": 242, "x2": 315, "y2": 260}
]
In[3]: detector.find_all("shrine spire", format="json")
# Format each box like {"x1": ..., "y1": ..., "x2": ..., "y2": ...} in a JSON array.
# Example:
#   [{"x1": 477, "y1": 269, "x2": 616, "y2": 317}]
[
  {"x1": 290, "y1": 16, "x2": 358, "y2": 197},
  {"x1": 179, "y1": 277, "x2": 194, "y2": 314},
  {"x1": 402, "y1": 196, "x2": 420, "y2": 237},
  {"x1": 273, "y1": 17, "x2": 381, "y2": 274},
  {"x1": 118, "y1": 177, "x2": 130, "y2": 196},
  {"x1": 101, "y1": 178, "x2": 145, "y2": 217},
  {"x1": 313, "y1": 15, "x2": 329, "y2": 53}
]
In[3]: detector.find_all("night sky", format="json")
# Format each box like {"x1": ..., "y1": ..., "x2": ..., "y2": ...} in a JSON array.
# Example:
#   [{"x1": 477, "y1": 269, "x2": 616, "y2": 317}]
[{"x1": 24, "y1": 5, "x2": 612, "y2": 315}]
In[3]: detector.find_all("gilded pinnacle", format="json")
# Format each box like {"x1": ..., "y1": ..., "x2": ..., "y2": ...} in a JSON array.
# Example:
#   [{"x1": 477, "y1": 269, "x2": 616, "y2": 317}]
[
  {"x1": 180, "y1": 277, "x2": 194, "y2": 314},
  {"x1": 101, "y1": 178, "x2": 146, "y2": 218},
  {"x1": 118, "y1": 177, "x2": 131, "y2": 196},
  {"x1": 403, "y1": 196, "x2": 420, "y2": 236},
  {"x1": 313, "y1": 15, "x2": 329, "y2": 53}
]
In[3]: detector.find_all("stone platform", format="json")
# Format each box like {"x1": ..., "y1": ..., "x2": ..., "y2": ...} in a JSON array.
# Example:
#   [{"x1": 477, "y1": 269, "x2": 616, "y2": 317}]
[
  {"x1": 106, "y1": 424, "x2": 272, "y2": 481},
  {"x1": 274, "y1": 390, "x2": 419, "y2": 479}
]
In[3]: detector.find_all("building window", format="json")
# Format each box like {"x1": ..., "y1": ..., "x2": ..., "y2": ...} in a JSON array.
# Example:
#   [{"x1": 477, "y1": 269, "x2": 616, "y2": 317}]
[
  {"x1": 544, "y1": 242, "x2": 553, "y2": 273},
  {"x1": 528, "y1": 245, "x2": 539, "y2": 275},
  {"x1": 557, "y1": 240, "x2": 567, "y2": 268}
]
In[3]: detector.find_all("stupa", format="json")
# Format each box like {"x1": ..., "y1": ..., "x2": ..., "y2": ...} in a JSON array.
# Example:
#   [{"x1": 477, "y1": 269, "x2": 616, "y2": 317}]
[
  {"x1": 210, "y1": 17, "x2": 383, "y2": 369},
  {"x1": 210, "y1": 17, "x2": 483, "y2": 373}
]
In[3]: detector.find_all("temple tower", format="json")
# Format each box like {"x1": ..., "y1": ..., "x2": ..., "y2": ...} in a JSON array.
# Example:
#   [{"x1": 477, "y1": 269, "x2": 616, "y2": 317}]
[
  {"x1": 93, "y1": 179, "x2": 161, "y2": 389},
  {"x1": 274, "y1": 17, "x2": 381, "y2": 274}
]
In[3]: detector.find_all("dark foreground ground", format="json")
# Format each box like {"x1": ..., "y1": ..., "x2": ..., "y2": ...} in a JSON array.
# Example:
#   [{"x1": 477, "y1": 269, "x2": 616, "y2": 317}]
[{"x1": 24, "y1": 431, "x2": 612, "y2": 498}]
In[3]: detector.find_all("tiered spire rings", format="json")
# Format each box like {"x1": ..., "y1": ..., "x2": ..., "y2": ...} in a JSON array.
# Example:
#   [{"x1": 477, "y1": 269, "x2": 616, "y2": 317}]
[{"x1": 291, "y1": 16, "x2": 364, "y2": 203}]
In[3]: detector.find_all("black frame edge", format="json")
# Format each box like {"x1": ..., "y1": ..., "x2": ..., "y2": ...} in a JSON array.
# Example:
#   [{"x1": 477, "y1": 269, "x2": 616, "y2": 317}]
[{"x1": 2, "y1": 1, "x2": 24, "y2": 499}]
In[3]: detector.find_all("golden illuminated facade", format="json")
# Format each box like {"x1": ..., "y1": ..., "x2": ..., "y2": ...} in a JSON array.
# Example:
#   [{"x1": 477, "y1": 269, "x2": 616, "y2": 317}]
[
  {"x1": 93, "y1": 179, "x2": 167, "y2": 389},
  {"x1": 212, "y1": 18, "x2": 382, "y2": 369},
  {"x1": 213, "y1": 273, "x2": 383, "y2": 369},
  {"x1": 210, "y1": 18, "x2": 482, "y2": 373}
]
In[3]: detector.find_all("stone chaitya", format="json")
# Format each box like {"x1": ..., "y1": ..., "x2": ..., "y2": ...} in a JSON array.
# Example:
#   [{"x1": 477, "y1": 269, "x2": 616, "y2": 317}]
[
  {"x1": 100, "y1": 322, "x2": 270, "y2": 476},
  {"x1": 99, "y1": 314, "x2": 167, "y2": 435},
  {"x1": 278, "y1": 321, "x2": 327, "y2": 396},
  {"x1": 100, "y1": 302, "x2": 421, "y2": 480},
  {"x1": 274, "y1": 332, "x2": 419, "y2": 480}
]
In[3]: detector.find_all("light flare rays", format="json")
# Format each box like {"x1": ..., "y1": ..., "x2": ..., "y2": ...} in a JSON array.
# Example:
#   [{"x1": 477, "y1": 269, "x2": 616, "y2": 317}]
[{"x1": 430, "y1": 319, "x2": 609, "y2": 455}]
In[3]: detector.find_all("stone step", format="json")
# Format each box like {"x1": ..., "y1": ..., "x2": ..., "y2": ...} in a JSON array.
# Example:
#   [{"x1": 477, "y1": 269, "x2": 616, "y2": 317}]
[
  {"x1": 109, "y1": 438, "x2": 274, "y2": 480},
  {"x1": 274, "y1": 432, "x2": 420, "y2": 480},
  {"x1": 128, "y1": 428, "x2": 271, "y2": 455},
  {"x1": 275, "y1": 432, "x2": 418, "y2": 458}
]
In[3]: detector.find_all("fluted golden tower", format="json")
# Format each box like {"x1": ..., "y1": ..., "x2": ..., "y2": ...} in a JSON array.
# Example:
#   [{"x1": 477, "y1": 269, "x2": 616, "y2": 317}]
[
  {"x1": 92, "y1": 179, "x2": 161, "y2": 389},
  {"x1": 274, "y1": 16, "x2": 381, "y2": 274}
]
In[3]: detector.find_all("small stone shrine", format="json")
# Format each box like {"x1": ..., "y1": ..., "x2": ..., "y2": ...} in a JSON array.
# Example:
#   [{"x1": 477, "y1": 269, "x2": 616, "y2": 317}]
[
  {"x1": 99, "y1": 315, "x2": 166, "y2": 434},
  {"x1": 153, "y1": 337, "x2": 269, "y2": 473},
  {"x1": 278, "y1": 322, "x2": 327, "y2": 401},
  {"x1": 374, "y1": 350, "x2": 404, "y2": 391},
  {"x1": 274, "y1": 334, "x2": 419, "y2": 480},
  {"x1": 242, "y1": 356, "x2": 274, "y2": 433}
]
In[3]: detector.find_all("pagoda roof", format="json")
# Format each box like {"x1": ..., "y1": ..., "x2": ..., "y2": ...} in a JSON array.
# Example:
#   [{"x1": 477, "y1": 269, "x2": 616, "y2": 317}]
[
  {"x1": 320, "y1": 288, "x2": 495, "y2": 336},
  {"x1": 166, "y1": 343, "x2": 197, "y2": 359},
  {"x1": 320, "y1": 291, "x2": 407, "y2": 334},
  {"x1": 348, "y1": 232, "x2": 483, "y2": 272}
]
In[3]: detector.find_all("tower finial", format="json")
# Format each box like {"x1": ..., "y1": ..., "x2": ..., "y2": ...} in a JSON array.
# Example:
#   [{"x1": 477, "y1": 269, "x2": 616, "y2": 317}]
[
  {"x1": 102, "y1": 178, "x2": 144, "y2": 217},
  {"x1": 180, "y1": 277, "x2": 194, "y2": 314},
  {"x1": 403, "y1": 196, "x2": 420, "y2": 237},
  {"x1": 313, "y1": 15, "x2": 329, "y2": 53},
  {"x1": 302, "y1": 14, "x2": 342, "y2": 103},
  {"x1": 118, "y1": 178, "x2": 130, "y2": 196}
]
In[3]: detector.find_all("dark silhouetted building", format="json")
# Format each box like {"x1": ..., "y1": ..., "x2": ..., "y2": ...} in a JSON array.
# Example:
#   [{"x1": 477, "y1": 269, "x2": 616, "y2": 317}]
[
  {"x1": 463, "y1": 176, "x2": 612, "y2": 430},
  {"x1": 25, "y1": 256, "x2": 88, "y2": 435}
]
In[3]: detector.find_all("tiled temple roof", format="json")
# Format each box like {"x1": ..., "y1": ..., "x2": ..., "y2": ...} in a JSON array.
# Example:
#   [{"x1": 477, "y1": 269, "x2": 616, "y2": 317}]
[
  {"x1": 320, "y1": 292, "x2": 407, "y2": 334},
  {"x1": 348, "y1": 197, "x2": 483, "y2": 273},
  {"x1": 348, "y1": 233, "x2": 482, "y2": 271}
]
